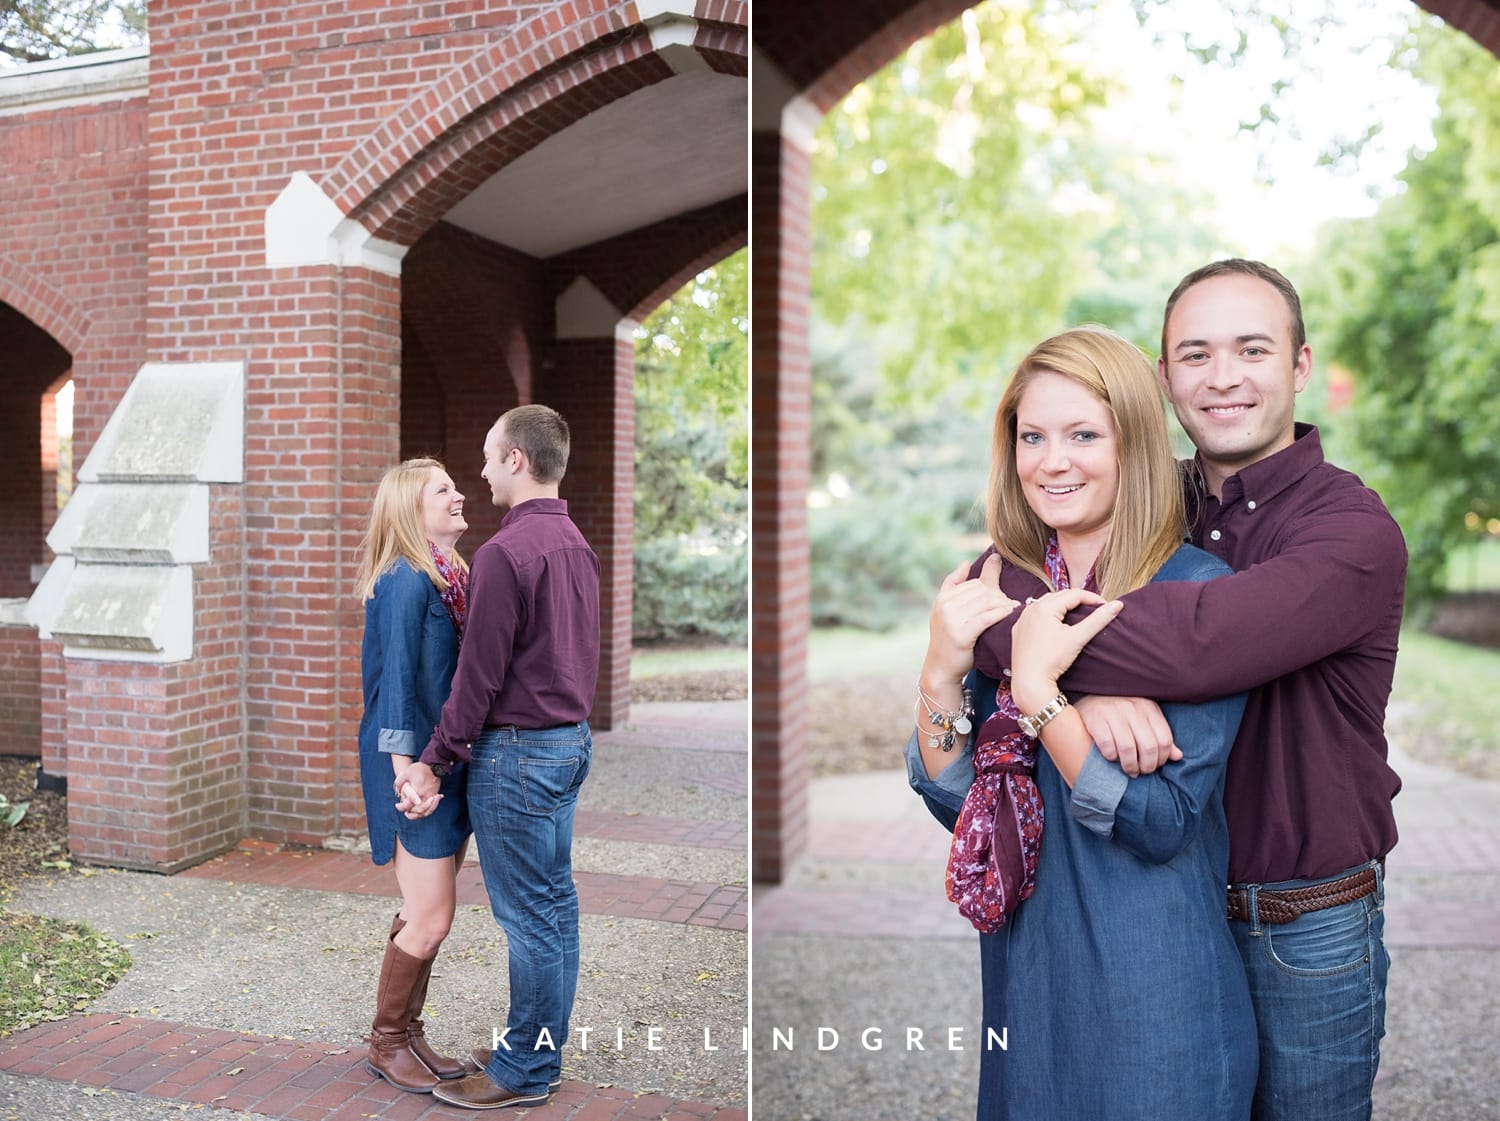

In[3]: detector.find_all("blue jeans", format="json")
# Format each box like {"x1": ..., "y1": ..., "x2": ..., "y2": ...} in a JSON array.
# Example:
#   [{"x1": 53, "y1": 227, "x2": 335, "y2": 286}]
[
  {"x1": 468, "y1": 723, "x2": 592, "y2": 1095},
  {"x1": 1230, "y1": 861, "x2": 1389, "y2": 1121}
]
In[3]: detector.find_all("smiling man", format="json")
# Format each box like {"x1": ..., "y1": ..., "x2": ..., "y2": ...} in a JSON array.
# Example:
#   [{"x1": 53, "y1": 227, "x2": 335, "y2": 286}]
[{"x1": 949, "y1": 259, "x2": 1408, "y2": 1120}]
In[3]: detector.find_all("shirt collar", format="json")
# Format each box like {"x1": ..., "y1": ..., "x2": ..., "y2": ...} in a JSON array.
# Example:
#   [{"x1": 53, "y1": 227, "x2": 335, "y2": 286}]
[
  {"x1": 500, "y1": 497, "x2": 568, "y2": 528},
  {"x1": 1194, "y1": 422, "x2": 1325, "y2": 508}
]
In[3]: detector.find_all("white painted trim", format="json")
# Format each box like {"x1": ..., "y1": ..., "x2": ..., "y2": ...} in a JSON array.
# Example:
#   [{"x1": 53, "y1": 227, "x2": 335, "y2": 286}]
[
  {"x1": 634, "y1": 0, "x2": 696, "y2": 18},
  {"x1": 265, "y1": 172, "x2": 345, "y2": 269},
  {"x1": 750, "y1": 47, "x2": 820, "y2": 150},
  {"x1": 0, "y1": 47, "x2": 148, "y2": 116},
  {"x1": 334, "y1": 218, "x2": 408, "y2": 276},
  {"x1": 556, "y1": 276, "x2": 624, "y2": 339},
  {"x1": 648, "y1": 16, "x2": 709, "y2": 75},
  {"x1": 264, "y1": 173, "x2": 407, "y2": 274}
]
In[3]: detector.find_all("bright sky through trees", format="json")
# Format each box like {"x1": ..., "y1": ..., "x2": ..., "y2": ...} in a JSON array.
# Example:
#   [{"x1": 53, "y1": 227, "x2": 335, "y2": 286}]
[{"x1": 1083, "y1": 0, "x2": 1438, "y2": 258}]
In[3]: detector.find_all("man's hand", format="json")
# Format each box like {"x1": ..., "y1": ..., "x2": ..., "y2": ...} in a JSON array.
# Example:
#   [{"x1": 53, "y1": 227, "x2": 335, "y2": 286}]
[
  {"x1": 1074, "y1": 695, "x2": 1181, "y2": 777},
  {"x1": 393, "y1": 762, "x2": 443, "y2": 819},
  {"x1": 923, "y1": 554, "x2": 1019, "y2": 683}
]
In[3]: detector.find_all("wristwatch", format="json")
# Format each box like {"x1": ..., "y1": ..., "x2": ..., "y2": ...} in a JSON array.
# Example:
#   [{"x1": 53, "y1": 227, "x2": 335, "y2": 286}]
[
  {"x1": 1017, "y1": 693, "x2": 1069, "y2": 739},
  {"x1": 430, "y1": 762, "x2": 450, "y2": 778}
]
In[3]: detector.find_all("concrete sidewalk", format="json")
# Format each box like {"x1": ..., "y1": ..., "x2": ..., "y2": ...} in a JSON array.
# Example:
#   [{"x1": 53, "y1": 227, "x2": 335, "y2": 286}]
[
  {"x1": 753, "y1": 739, "x2": 1500, "y2": 1121},
  {"x1": 0, "y1": 701, "x2": 748, "y2": 1121}
]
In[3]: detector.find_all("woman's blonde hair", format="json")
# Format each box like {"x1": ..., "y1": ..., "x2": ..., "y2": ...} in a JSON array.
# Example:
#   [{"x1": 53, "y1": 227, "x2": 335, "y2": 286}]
[
  {"x1": 986, "y1": 325, "x2": 1185, "y2": 599},
  {"x1": 354, "y1": 458, "x2": 469, "y2": 601}
]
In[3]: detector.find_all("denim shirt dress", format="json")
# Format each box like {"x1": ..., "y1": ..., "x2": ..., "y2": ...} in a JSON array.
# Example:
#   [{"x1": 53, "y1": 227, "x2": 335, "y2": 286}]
[
  {"x1": 358, "y1": 558, "x2": 471, "y2": 864},
  {"x1": 906, "y1": 543, "x2": 1258, "y2": 1120}
]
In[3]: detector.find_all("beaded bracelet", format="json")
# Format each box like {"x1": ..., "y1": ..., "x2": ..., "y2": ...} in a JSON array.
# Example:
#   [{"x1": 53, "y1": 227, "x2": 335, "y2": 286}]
[{"x1": 915, "y1": 682, "x2": 974, "y2": 752}]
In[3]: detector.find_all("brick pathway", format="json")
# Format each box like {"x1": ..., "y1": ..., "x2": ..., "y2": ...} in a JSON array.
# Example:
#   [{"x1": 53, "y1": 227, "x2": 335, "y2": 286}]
[
  {"x1": 177, "y1": 843, "x2": 746, "y2": 933},
  {"x1": 755, "y1": 811, "x2": 1500, "y2": 951},
  {"x1": 0, "y1": 1015, "x2": 745, "y2": 1121},
  {"x1": 1, "y1": 701, "x2": 749, "y2": 1119}
]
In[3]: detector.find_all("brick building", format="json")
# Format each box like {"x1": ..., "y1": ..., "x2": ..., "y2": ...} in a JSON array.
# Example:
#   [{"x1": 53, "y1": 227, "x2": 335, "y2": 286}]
[
  {"x1": 0, "y1": 0, "x2": 747, "y2": 872},
  {"x1": 750, "y1": 0, "x2": 1500, "y2": 883}
]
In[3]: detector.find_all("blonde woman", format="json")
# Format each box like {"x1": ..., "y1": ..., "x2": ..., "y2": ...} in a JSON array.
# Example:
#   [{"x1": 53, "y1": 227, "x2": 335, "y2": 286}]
[
  {"x1": 908, "y1": 326, "x2": 1256, "y2": 1119},
  {"x1": 355, "y1": 458, "x2": 474, "y2": 1093}
]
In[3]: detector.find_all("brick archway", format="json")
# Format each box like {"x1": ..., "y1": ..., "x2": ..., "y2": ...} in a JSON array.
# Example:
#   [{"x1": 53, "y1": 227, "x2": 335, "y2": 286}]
[
  {"x1": 749, "y1": 0, "x2": 1500, "y2": 883},
  {"x1": 0, "y1": 265, "x2": 89, "y2": 358},
  {"x1": 1, "y1": 1, "x2": 744, "y2": 872}
]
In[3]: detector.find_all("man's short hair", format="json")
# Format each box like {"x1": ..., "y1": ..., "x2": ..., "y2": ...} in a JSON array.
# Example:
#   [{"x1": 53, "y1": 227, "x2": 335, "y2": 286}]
[
  {"x1": 1161, "y1": 258, "x2": 1306, "y2": 358},
  {"x1": 497, "y1": 404, "x2": 570, "y2": 484}
]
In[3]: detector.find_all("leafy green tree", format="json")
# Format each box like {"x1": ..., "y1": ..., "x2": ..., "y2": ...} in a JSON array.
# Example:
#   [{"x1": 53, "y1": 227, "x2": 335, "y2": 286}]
[
  {"x1": 1, "y1": 1, "x2": 145, "y2": 64},
  {"x1": 1306, "y1": 15, "x2": 1500, "y2": 599},
  {"x1": 632, "y1": 249, "x2": 747, "y2": 643},
  {"x1": 806, "y1": 1, "x2": 1236, "y2": 625}
]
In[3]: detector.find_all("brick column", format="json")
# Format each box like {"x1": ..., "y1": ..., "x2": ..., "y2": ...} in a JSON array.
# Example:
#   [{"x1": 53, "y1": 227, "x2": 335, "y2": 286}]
[
  {"x1": 330, "y1": 269, "x2": 404, "y2": 840},
  {"x1": 63, "y1": 485, "x2": 246, "y2": 872},
  {"x1": 543, "y1": 334, "x2": 634, "y2": 731},
  {"x1": 750, "y1": 129, "x2": 813, "y2": 884}
]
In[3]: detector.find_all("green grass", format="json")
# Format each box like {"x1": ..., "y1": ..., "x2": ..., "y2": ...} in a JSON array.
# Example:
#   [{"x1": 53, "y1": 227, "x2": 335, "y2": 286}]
[
  {"x1": 806, "y1": 613, "x2": 1500, "y2": 775},
  {"x1": 0, "y1": 909, "x2": 131, "y2": 1036},
  {"x1": 1443, "y1": 540, "x2": 1500, "y2": 591},
  {"x1": 1388, "y1": 626, "x2": 1500, "y2": 778},
  {"x1": 808, "y1": 616, "x2": 929, "y2": 684},
  {"x1": 632, "y1": 644, "x2": 747, "y2": 678}
]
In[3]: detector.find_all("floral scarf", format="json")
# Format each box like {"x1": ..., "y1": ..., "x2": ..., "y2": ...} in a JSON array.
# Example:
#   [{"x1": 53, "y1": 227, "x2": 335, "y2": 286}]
[
  {"x1": 945, "y1": 537, "x2": 1089, "y2": 933},
  {"x1": 429, "y1": 542, "x2": 468, "y2": 640}
]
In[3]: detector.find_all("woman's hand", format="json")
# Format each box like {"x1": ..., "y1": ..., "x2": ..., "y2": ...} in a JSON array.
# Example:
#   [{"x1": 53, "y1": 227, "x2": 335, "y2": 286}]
[
  {"x1": 921, "y1": 554, "x2": 1019, "y2": 687},
  {"x1": 1009, "y1": 587, "x2": 1123, "y2": 714}
]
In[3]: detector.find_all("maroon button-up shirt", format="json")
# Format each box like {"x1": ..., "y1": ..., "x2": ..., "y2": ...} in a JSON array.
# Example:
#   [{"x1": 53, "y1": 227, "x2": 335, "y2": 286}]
[
  {"x1": 420, "y1": 498, "x2": 601, "y2": 770},
  {"x1": 975, "y1": 425, "x2": 1407, "y2": 883}
]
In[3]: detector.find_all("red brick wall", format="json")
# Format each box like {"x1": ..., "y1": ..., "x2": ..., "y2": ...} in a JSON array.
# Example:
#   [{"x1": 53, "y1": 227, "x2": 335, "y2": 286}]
[
  {"x1": 65, "y1": 486, "x2": 246, "y2": 872},
  {"x1": 1417, "y1": 0, "x2": 1500, "y2": 54},
  {"x1": 0, "y1": 629, "x2": 41, "y2": 758},
  {"x1": 0, "y1": 306, "x2": 73, "y2": 598},
  {"x1": 401, "y1": 221, "x2": 545, "y2": 550},
  {"x1": 545, "y1": 336, "x2": 636, "y2": 729},
  {"x1": 749, "y1": 132, "x2": 813, "y2": 884},
  {"x1": 0, "y1": 96, "x2": 150, "y2": 464},
  {"x1": 3, "y1": 0, "x2": 748, "y2": 865}
]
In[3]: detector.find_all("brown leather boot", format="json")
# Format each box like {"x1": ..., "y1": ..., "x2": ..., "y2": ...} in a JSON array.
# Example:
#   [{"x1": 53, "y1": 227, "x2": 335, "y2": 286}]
[
  {"x1": 364, "y1": 938, "x2": 439, "y2": 1093},
  {"x1": 406, "y1": 954, "x2": 472, "y2": 1079},
  {"x1": 387, "y1": 911, "x2": 471, "y2": 1079}
]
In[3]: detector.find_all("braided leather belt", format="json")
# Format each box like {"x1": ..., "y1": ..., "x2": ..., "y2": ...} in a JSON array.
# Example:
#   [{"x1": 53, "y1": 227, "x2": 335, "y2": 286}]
[{"x1": 1226, "y1": 863, "x2": 1380, "y2": 925}]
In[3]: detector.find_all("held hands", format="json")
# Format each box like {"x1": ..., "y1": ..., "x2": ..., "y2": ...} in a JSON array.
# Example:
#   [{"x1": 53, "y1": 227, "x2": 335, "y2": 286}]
[
  {"x1": 393, "y1": 762, "x2": 443, "y2": 820},
  {"x1": 923, "y1": 554, "x2": 1020, "y2": 684},
  {"x1": 1008, "y1": 588, "x2": 1123, "y2": 714}
]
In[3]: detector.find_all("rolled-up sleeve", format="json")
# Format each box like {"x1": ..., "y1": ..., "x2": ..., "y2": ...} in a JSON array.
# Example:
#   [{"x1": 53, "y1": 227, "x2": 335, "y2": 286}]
[{"x1": 1070, "y1": 692, "x2": 1247, "y2": 863}]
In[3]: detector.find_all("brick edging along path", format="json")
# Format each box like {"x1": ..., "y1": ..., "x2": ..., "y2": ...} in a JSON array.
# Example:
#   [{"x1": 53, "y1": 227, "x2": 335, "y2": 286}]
[
  {"x1": 0, "y1": 1014, "x2": 746, "y2": 1121},
  {"x1": 180, "y1": 844, "x2": 747, "y2": 933}
]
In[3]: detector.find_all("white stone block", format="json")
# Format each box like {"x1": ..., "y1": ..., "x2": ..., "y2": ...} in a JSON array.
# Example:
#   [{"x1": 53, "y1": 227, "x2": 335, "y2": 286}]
[
  {"x1": 46, "y1": 564, "x2": 193, "y2": 663},
  {"x1": 48, "y1": 484, "x2": 209, "y2": 565},
  {"x1": 78, "y1": 362, "x2": 244, "y2": 484}
]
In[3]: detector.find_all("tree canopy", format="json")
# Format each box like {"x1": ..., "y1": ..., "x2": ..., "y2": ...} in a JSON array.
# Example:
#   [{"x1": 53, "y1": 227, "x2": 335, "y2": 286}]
[
  {"x1": 1305, "y1": 14, "x2": 1500, "y2": 599},
  {"x1": 632, "y1": 249, "x2": 748, "y2": 642},
  {"x1": 1, "y1": 1, "x2": 145, "y2": 64}
]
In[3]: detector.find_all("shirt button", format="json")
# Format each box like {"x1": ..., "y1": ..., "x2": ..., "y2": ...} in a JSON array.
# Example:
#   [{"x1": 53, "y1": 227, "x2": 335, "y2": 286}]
[
  {"x1": 1210, "y1": 530, "x2": 1222, "y2": 541},
  {"x1": 1247, "y1": 500, "x2": 1257, "y2": 511}
]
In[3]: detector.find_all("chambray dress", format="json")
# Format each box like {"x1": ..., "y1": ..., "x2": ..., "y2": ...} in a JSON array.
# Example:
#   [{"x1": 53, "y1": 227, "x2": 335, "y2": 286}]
[
  {"x1": 908, "y1": 544, "x2": 1257, "y2": 1120},
  {"x1": 358, "y1": 558, "x2": 471, "y2": 864}
]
